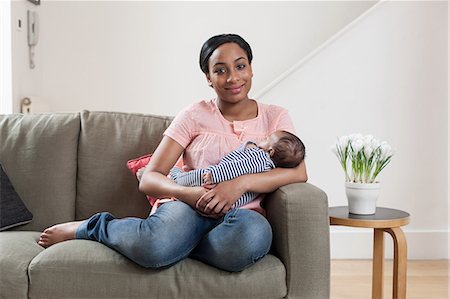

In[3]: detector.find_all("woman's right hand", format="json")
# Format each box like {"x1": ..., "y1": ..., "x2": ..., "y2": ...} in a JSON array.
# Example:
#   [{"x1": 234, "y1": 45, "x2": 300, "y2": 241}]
[
  {"x1": 196, "y1": 178, "x2": 245, "y2": 216},
  {"x1": 182, "y1": 186, "x2": 209, "y2": 208},
  {"x1": 178, "y1": 186, "x2": 221, "y2": 219}
]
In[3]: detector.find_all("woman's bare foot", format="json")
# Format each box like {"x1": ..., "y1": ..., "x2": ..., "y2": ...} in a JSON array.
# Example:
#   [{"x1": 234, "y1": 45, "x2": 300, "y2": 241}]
[{"x1": 38, "y1": 221, "x2": 83, "y2": 248}]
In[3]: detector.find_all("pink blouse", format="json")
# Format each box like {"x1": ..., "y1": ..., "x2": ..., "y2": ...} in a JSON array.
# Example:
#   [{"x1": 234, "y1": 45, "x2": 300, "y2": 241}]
[{"x1": 164, "y1": 99, "x2": 296, "y2": 213}]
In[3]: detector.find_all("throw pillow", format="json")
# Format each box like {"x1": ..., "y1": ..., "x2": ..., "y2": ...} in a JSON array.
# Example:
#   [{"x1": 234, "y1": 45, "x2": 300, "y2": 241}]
[
  {"x1": 127, "y1": 154, "x2": 157, "y2": 205},
  {"x1": 127, "y1": 153, "x2": 153, "y2": 182},
  {"x1": 0, "y1": 165, "x2": 33, "y2": 231},
  {"x1": 127, "y1": 154, "x2": 183, "y2": 206}
]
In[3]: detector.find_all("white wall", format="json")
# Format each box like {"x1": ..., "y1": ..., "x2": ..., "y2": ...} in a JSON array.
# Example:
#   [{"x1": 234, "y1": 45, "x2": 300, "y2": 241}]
[
  {"x1": 448, "y1": 0, "x2": 450, "y2": 262},
  {"x1": 260, "y1": 1, "x2": 448, "y2": 259},
  {"x1": 0, "y1": 0, "x2": 13, "y2": 114},
  {"x1": 10, "y1": 1, "x2": 448, "y2": 259},
  {"x1": 12, "y1": 1, "x2": 375, "y2": 114},
  {"x1": 10, "y1": 0, "x2": 43, "y2": 113}
]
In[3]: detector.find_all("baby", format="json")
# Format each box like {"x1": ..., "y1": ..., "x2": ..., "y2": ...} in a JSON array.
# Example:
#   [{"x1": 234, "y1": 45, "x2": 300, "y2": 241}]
[{"x1": 170, "y1": 130, "x2": 305, "y2": 208}]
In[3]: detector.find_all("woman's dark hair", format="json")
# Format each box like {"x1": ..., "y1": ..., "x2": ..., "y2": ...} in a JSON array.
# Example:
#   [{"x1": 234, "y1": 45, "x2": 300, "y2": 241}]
[{"x1": 199, "y1": 34, "x2": 253, "y2": 74}]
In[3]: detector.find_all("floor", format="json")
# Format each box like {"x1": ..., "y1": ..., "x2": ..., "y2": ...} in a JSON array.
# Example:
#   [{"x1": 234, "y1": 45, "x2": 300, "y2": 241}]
[{"x1": 331, "y1": 260, "x2": 449, "y2": 299}]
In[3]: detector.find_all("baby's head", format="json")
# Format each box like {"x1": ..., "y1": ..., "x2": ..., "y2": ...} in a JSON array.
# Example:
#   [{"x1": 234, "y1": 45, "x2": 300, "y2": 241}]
[{"x1": 258, "y1": 130, "x2": 305, "y2": 168}]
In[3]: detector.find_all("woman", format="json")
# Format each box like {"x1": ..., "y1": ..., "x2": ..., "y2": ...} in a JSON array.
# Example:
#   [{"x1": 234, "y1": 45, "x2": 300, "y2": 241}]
[{"x1": 38, "y1": 34, "x2": 308, "y2": 272}]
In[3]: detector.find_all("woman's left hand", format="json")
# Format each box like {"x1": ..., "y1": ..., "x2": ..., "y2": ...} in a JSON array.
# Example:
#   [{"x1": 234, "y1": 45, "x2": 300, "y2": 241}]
[{"x1": 196, "y1": 179, "x2": 245, "y2": 215}]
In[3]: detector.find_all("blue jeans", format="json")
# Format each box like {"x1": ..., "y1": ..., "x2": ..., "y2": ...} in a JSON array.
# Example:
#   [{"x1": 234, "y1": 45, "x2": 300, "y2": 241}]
[{"x1": 75, "y1": 201, "x2": 273, "y2": 272}]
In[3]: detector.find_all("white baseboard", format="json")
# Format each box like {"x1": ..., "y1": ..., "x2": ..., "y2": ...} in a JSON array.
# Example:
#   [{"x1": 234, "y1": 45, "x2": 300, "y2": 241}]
[{"x1": 330, "y1": 229, "x2": 449, "y2": 259}]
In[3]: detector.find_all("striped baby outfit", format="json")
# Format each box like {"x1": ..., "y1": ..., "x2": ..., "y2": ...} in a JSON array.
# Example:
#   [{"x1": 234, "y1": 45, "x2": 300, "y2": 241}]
[
  {"x1": 164, "y1": 99, "x2": 296, "y2": 214},
  {"x1": 170, "y1": 141, "x2": 275, "y2": 208}
]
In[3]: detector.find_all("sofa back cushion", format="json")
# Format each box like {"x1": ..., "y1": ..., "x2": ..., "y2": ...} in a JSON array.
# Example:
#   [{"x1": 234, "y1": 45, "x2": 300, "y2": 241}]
[
  {"x1": 76, "y1": 111, "x2": 173, "y2": 220},
  {"x1": 0, "y1": 113, "x2": 80, "y2": 231}
]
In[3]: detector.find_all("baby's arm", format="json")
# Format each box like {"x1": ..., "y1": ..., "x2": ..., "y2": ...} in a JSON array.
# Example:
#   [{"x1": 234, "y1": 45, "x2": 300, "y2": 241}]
[
  {"x1": 173, "y1": 147, "x2": 271, "y2": 187},
  {"x1": 171, "y1": 168, "x2": 207, "y2": 187},
  {"x1": 206, "y1": 150, "x2": 272, "y2": 184}
]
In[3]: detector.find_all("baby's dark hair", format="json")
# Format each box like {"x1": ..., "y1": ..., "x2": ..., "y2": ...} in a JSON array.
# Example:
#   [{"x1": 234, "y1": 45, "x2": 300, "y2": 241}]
[
  {"x1": 199, "y1": 33, "x2": 253, "y2": 74},
  {"x1": 271, "y1": 131, "x2": 305, "y2": 168}
]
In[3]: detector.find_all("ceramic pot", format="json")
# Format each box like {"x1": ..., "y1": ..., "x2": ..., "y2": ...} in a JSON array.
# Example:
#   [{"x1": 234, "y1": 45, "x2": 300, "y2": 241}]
[{"x1": 345, "y1": 182, "x2": 381, "y2": 215}]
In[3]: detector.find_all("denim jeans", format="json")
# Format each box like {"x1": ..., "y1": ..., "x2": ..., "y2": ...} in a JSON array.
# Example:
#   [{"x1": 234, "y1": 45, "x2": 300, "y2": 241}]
[{"x1": 75, "y1": 201, "x2": 273, "y2": 272}]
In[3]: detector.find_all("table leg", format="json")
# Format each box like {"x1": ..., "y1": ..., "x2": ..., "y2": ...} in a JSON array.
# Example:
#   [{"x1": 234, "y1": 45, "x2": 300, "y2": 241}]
[
  {"x1": 384, "y1": 227, "x2": 407, "y2": 299},
  {"x1": 372, "y1": 228, "x2": 385, "y2": 299}
]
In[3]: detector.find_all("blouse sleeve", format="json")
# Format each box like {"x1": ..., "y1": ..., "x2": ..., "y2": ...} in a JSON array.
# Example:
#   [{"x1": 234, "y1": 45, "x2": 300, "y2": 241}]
[{"x1": 164, "y1": 105, "x2": 195, "y2": 148}]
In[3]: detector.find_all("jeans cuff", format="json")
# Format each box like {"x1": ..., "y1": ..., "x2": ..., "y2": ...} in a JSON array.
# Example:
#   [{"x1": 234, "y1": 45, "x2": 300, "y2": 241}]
[{"x1": 75, "y1": 220, "x2": 89, "y2": 239}]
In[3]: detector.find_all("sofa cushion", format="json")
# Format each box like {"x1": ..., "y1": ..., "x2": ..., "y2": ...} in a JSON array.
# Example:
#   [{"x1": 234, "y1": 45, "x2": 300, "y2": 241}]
[
  {"x1": 0, "y1": 165, "x2": 33, "y2": 231},
  {"x1": 28, "y1": 240, "x2": 286, "y2": 298},
  {"x1": 76, "y1": 111, "x2": 173, "y2": 220},
  {"x1": 0, "y1": 113, "x2": 80, "y2": 231},
  {"x1": 0, "y1": 231, "x2": 43, "y2": 299}
]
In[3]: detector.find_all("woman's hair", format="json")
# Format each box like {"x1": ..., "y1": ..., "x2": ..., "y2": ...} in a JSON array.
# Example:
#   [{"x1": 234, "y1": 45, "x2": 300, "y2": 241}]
[
  {"x1": 199, "y1": 34, "x2": 253, "y2": 74},
  {"x1": 271, "y1": 131, "x2": 306, "y2": 168}
]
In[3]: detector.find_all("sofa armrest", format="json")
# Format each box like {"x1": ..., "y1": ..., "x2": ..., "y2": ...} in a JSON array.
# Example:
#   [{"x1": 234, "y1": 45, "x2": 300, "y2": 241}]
[{"x1": 265, "y1": 182, "x2": 330, "y2": 299}]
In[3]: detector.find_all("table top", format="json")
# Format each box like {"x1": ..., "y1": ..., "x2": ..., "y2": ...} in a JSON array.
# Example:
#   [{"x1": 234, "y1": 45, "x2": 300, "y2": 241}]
[{"x1": 329, "y1": 206, "x2": 410, "y2": 228}]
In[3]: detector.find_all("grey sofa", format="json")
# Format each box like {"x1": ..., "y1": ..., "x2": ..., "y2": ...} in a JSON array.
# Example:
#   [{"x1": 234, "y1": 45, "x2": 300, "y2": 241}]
[{"x1": 0, "y1": 111, "x2": 330, "y2": 299}]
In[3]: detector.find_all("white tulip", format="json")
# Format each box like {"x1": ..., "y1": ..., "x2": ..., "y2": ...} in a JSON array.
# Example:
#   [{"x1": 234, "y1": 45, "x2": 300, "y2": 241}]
[
  {"x1": 338, "y1": 135, "x2": 349, "y2": 150},
  {"x1": 332, "y1": 133, "x2": 393, "y2": 183},
  {"x1": 349, "y1": 133, "x2": 363, "y2": 142},
  {"x1": 351, "y1": 139, "x2": 364, "y2": 153},
  {"x1": 380, "y1": 142, "x2": 393, "y2": 160},
  {"x1": 363, "y1": 134, "x2": 374, "y2": 144},
  {"x1": 364, "y1": 145, "x2": 373, "y2": 158},
  {"x1": 371, "y1": 138, "x2": 381, "y2": 148}
]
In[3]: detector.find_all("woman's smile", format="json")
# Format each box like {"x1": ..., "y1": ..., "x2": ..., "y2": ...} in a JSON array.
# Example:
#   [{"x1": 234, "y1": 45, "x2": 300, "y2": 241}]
[{"x1": 225, "y1": 84, "x2": 245, "y2": 95}]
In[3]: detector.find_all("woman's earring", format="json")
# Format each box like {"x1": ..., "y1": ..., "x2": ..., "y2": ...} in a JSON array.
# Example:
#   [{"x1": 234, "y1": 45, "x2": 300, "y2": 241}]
[{"x1": 208, "y1": 82, "x2": 213, "y2": 87}]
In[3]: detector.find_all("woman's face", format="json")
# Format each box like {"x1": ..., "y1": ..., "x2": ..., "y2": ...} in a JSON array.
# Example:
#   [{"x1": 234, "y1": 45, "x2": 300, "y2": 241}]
[{"x1": 206, "y1": 42, "x2": 253, "y2": 104}]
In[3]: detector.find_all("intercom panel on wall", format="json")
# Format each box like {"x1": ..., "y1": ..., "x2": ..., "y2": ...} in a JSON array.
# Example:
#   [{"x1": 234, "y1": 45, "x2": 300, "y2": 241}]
[{"x1": 27, "y1": 10, "x2": 39, "y2": 69}]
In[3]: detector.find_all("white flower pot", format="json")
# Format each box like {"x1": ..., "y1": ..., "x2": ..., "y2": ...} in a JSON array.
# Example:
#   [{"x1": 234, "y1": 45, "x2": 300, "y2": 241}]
[{"x1": 345, "y1": 182, "x2": 381, "y2": 215}]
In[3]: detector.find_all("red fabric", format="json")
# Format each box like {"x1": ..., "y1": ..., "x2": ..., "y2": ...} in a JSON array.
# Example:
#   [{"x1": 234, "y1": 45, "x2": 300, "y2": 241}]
[
  {"x1": 127, "y1": 154, "x2": 184, "y2": 175},
  {"x1": 127, "y1": 153, "x2": 153, "y2": 174},
  {"x1": 127, "y1": 153, "x2": 183, "y2": 206},
  {"x1": 127, "y1": 153, "x2": 156, "y2": 205}
]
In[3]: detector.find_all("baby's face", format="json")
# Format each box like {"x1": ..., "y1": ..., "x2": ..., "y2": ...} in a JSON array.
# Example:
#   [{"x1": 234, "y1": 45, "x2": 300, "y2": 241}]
[{"x1": 258, "y1": 131, "x2": 283, "y2": 153}]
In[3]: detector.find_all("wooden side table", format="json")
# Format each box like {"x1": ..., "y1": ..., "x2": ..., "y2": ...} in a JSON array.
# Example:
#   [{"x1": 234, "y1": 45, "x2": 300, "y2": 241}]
[{"x1": 329, "y1": 206, "x2": 410, "y2": 299}]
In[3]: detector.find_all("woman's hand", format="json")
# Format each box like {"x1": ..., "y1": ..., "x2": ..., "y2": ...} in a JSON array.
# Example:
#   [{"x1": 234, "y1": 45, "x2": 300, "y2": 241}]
[
  {"x1": 196, "y1": 178, "x2": 246, "y2": 215},
  {"x1": 180, "y1": 186, "x2": 210, "y2": 208}
]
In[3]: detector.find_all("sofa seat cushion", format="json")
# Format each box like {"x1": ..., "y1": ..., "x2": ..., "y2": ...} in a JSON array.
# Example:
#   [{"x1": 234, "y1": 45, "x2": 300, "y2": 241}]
[
  {"x1": 28, "y1": 240, "x2": 286, "y2": 298},
  {"x1": 0, "y1": 231, "x2": 44, "y2": 299}
]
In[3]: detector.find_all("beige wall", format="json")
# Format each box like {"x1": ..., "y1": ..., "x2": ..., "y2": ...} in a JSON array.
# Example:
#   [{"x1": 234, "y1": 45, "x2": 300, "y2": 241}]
[
  {"x1": 11, "y1": 1, "x2": 375, "y2": 114},
  {"x1": 448, "y1": 0, "x2": 450, "y2": 262},
  {"x1": 10, "y1": 0, "x2": 43, "y2": 113},
  {"x1": 10, "y1": 1, "x2": 448, "y2": 259},
  {"x1": 0, "y1": 0, "x2": 12, "y2": 113},
  {"x1": 261, "y1": 1, "x2": 448, "y2": 259}
]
